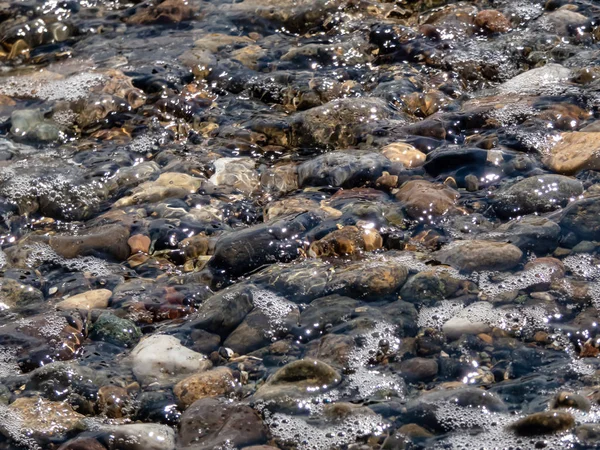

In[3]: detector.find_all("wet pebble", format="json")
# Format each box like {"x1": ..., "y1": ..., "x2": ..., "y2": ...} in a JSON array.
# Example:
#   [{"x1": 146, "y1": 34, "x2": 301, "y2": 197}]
[
  {"x1": 89, "y1": 313, "x2": 141, "y2": 348},
  {"x1": 173, "y1": 367, "x2": 236, "y2": 409},
  {"x1": 509, "y1": 411, "x2": 575, "y2": 436}
]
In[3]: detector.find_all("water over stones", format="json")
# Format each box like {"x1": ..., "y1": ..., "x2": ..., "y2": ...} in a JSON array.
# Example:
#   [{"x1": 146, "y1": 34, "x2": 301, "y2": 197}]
[{"x1": 2, "y1": 0, "x2": 600, "y2": 448}]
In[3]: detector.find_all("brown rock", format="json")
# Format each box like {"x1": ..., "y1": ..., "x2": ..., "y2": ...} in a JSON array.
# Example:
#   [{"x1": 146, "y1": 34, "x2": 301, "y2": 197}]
[
  {"x1": 306, "y1": 334, "x2": 355, "y2": 367},
  {"x1": 550, "y1": 391, "x2": 591, "y2": 412},
  {"x1": 56, "y1": 289, "x2": 112, "y2": 311},
  {"x1": 97, "y1": 385, "x2": 130, "y2": 418},
  {"x1": 580, "y1": 341, "x2": 599, "y2": 358},
  {"x1": 8, "y1": 396, "x2": 84, "y2": 438},
  {"x1": 509, "y1": 411, "x2": 575, "y2": 436},
  {"x1": 398, "y1": 423, "x2": 433, "y2": 439},
  {"x1": 435, "y1": 240, "x2": 523, "y2": 272},
  {"x1": 534, "y1": 331, "x2": 550, "y2": 343},
  {"x1": 127, "y1": 234, "x2": 151, "y2": 254},
  {"x1": 395, "y1": 180, "x2": 459, "y2": 220},
  {"x1": 179, "y1": 234, "x2": 212, "y2": 259},
  {"x1": 478, "y1": 333, "x2": 493, "y2": 345},
  {"x1": 544, "y1": 132, "x2": 600, "y2": 174},
  {"x1": 382, "y1": 143, "x2": 426, "y2": 168},
  {"x1": 48, "y1": 224, "x2": 131, "y2": 261},
  {"x1": 475, "y1": 10, "x2": 511, "y2": 33},
  {"x1": 308, "y1": 225, "x2": 383, "y2": 258},
  {"x1": 523, "y1": 257, "x2": 565, "y2": 290},
  {"x1": 174, "y1": 367, "x2": 236, "y2": 409},
  {"x1": 376, "y1": 171, "x2": 399, "y2": 188}
]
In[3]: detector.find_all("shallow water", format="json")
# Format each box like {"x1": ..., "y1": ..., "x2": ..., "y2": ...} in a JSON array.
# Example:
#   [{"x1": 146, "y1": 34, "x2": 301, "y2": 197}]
[{"x1": 1, "y1": 0, "x2": 600, "y2": 449}]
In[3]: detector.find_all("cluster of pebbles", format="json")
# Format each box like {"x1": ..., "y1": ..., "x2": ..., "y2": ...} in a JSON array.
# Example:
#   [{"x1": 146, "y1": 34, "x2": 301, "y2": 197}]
[{"x1": 2, "y1": 0, "x2": 600, "y2": 448}]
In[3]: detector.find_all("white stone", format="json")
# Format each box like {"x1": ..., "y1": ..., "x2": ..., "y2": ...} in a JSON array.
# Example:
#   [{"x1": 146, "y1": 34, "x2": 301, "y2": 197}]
[
  {"x1": 129, "y1": 334, "x2": 212, "y2": 385},
  {"x1": 443, "y1": 317, "x2": 491, "y2": 340}
]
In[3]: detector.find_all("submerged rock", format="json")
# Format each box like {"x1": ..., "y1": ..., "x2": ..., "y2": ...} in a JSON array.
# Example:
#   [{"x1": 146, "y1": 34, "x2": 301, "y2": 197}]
[
  {"x1": 493, "y1": 174, "x2": 583, "y2": 218},
  {"x1": 395, "y1": 180, "x2": 459, "y2": 220},
  {"x1": 253, "y1": 358, "x2": 341, "y2": 407},
  {"x1": 99, "y1": 423, "x2": 176, "y2": 450},
  {"x1": 208, "y1": 211, "x2": 323, "y2": 278},
  {"x1": 381, "y1": 142, "x2": 427, "y2": 168},
  {"x1": 298, "y1": 151, "x2": 391, "y2": 188},
  {"x1": 178, "y1": 397, "x2": 268, "y2": 448},
  {"x1": 559, "y1": 195, "x2": 600, "y2": 241},
  {"x1": 308, "y1": 225, "x2": 383, "y2": 258},
  {"x1": 5, "y1": 396, "x2": 84, "y2": 440},
  {"x1": 491, "y1": 216, "x2": 561, "y2": 254},
  {"x1": 46, "y1": 225, "x2": 130, "y2": 261},
  {"x1": 89, "y1": 313, "x2": 141, "y2": 348},
  {"x1": 550, "y1": 391, "x2": 591, "y2": 412},
  {"x1": 434, "y1": 240, "x2": 523, "y2": 272},
  {"x1": 292, "y1": 98, "x2": 396, "y2": 148}
]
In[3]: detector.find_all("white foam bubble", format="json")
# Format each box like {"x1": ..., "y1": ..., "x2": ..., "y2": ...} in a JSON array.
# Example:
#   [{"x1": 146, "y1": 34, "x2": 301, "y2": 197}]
[
  {"x1": 25, "y1": 243, "x2": 113, "y2": 277},
  {"x1": 251, "y1": 289, "x2": 296, "y2": 337},
  {"x1": 0, "y1": 72, "x2": 104, "y2": 102},
  {"x1": 0, "y1": 347, "x2": 19, "y2": 378},
  {"x1": 563, "y1": 254, "x2": 600, "y2": 280},
  {"x1": 265, "y1": 409, "x2": 387, "y2": 450},
  {"x1": 0, "y1": 403, "x2": 41, "y2": 450}
]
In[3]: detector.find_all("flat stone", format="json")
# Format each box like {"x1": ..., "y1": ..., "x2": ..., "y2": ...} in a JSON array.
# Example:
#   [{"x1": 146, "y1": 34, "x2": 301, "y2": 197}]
[
  {"x1": 381, "y1": 142, "x2": 426, "y2": 168},
  {"x1": 544, "y1": 132, "x2": 600, "y2": 174},
  {"x1": 435, "y1": 240, "x2": 522, "y2": 272},
  {"x1": 7, "y1": 396, "x2": 84, "y2": 439},
  {"x1": 56, "y1": 289, "x2": 111, "y2": 311}
]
